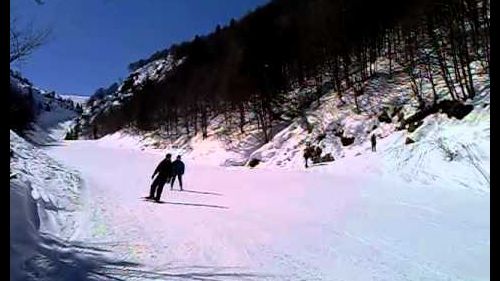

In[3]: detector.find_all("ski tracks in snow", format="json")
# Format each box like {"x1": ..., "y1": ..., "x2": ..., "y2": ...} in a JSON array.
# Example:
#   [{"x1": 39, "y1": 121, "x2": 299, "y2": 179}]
[{"x1": 45, "y1": 141, "x2": 489, "y2": 280}]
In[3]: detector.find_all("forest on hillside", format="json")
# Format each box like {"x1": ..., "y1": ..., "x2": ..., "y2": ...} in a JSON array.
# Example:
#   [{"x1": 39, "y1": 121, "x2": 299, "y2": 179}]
[{"x1": 80, "y1": 0, "x2": 490, "y2": 142}]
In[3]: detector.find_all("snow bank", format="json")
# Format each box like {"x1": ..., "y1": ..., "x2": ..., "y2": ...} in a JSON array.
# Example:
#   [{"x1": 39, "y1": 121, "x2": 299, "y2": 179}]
[
  {"x1": 185, "y1": 134, "x2": 244, "y2": 166},
  {"x1": 97, "y1": 131, "x2": 152, "y2": 151},
  {"x1": 10, "y1": 179, "x2": 41, "y2": 281},
  {"x1": 383, "y1": 91, "x2": 490, "y2": 192},
  {"x1": 98, "y1": 130, "x2": 248, "y2": 167},
  {"x1": 244, "y1": 59, "x2": 490, "y2": 189},
  {"x1": 11, "y1": 131, "x2": 82, "y2": 238},
  {"x1": 10, "y1": 130, "x2": 86, "y2": 279}
]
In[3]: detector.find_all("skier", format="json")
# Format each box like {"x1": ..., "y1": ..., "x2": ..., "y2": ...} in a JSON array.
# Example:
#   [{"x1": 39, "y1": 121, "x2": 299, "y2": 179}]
[
  {"x1": 303, "y1": 143, "x2": 313, "y2": 168},
  {"x1": 147, "y1": 153, "x2": 173, "y2": 202},
  {"x1": 313, "y1": 146, "x2": 323, "y2": 163},
  {"x1": 371, "y1": 134, "x2": 377, "y2": 152},
  {"x1": 171, "y1": 155, "x2": 185, "y2": 191}
]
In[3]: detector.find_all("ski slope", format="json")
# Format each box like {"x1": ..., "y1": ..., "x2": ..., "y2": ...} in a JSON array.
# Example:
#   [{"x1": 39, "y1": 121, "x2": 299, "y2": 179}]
[{"x1": 44, "y1": 139, "x2": 490, "y2": 280}]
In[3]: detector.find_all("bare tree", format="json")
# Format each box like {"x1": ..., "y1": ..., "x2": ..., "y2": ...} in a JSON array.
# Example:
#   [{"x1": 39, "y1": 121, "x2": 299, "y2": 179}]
[{"x1": 10, "y1": 17, "x2": 50, "y2": 64}]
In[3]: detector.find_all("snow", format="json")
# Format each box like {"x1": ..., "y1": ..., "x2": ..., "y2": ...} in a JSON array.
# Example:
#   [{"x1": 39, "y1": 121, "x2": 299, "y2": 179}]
[
  {"x1": 40, "y1": 126, "x2": 489, "y2": 280},
  {"x1": 11, "y1": 93, "x2": 490, "y2": 280},
  {"x1": 10, "y1": 131, "x2": 82, "y2": 238},
  {"x1": 382, "y1": 88, "x2": 489, "y2": 189},
  {"x1": 25, "y1": 110, "x2": 77, "y2": 145},
  {"x1": 60, "y1": 94, "x2": 89, "y2": 106},
  {"x1": 96, "y1": 128, "x2": 254, "y2": 167},
  {"x1": 75, "y1": 55, "x2": 185, "y2": 137},
  {"x1": 130, "y1": 56, "x2": 178, "y2": 87},
  {"x1": 10, "y1": 179, "x2": 41, "y2": 281},
  {"x1": 29, "y1": 69, "x2": 489, "y2": 279},
  {"x1": 10, "y1": 130, "x2": 87, "y2": 280},
  {"x1": 90, "y1": 58, "x2": 463, "y2": 170},
  {"x1": 10, "y1": 71, "x2": 81, "y2": 146}
]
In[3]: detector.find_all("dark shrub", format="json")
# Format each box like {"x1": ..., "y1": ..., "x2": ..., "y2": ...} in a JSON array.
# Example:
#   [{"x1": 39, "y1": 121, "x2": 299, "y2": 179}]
[
  {"x1": 316, "y1": 133, "x2": 326, "y2": 142},
  {"x1": 405, "y1": 137, "x2": 415, "y2": 145},
  {"x1": 439, "y1": 100, "x2": 474, "y2": 120},
  {"x1": 407, "y1": 120, "x2": 424, "y2": 133},
  {"x1": 10, "y1": 89, "x2": 35, "y2": 132},
  {"x1": 341, "y1": 136, "x2": 355, "y2": 146},
  {"x1": 321, "y1": 153, "x2": 335, "y2": 162},
  {"x1": 378, "y1": 110, "x2": 392, "y2": 123},
  {"x1": 248, "y1": 158, "x2": 260, "y2": 168}
]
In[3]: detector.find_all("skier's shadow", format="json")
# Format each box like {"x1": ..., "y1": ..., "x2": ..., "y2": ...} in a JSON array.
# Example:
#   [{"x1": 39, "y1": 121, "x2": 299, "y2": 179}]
[
  {"x1": 181, "y1": 189, "x2": 222, "y2": 196},
  {"x1": 165, "y1": 201, "x2": 228, "y2": 209},
  {"x1": 142, "y1": 198, "x2": 228, "y2": 209}
]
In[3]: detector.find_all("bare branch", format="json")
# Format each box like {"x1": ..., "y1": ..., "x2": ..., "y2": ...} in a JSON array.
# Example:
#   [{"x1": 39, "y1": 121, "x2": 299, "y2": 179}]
[{"x1": 10, "y1": 19, "x2": 50, "y2": 64}]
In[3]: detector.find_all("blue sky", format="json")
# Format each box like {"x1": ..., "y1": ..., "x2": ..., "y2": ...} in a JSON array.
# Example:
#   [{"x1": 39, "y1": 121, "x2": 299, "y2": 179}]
[{"x1": 10, "y1": 0, "x2": 270, "y2": 96}]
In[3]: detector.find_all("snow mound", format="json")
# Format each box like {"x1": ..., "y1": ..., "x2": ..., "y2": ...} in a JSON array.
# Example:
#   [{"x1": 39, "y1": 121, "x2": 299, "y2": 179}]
[
  {"x1": 97, "y1": 131, "x2": 151, "y2": 150},
  {"x1": 11, "y1": 131, "x2": 82, "y2": 238},
  {"x1": 383, "y1": 92, "x2": 490, "y2": 192},
  {"x1": 10, "y1": 179, "x2": 41, "y2": 281},
  {"x1": 10, "y1": 130, "x2": 92, "y2": 280}
]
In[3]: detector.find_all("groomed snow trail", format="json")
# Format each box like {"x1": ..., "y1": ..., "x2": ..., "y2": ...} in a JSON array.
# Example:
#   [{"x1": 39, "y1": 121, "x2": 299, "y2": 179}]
[{"x1": 46, "y1": 140, "x2": 489, "y2": 281}]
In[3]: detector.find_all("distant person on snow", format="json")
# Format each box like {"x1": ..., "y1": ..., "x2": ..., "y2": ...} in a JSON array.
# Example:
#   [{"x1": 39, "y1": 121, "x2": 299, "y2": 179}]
[
  {"x1": 371, "y1": 134, "x2": 377, "y2": 152},
  {"x1": 171, "y1": 155, "x2": 185, "y2": 191},
  {"x1": 147, "y1": 153, "x2": 173, "y2": 202},
  {"x1": 303, "y1": 143, "x2": 313, "y2": 168},
  {"x1": 313, "y1": 146, "x2": 323, "y2": 163}
]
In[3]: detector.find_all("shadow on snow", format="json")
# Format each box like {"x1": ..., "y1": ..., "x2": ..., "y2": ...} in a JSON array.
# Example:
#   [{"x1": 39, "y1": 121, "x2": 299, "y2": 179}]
[
  {"x1": 181, "y1": 189, "x2": 223, "y2": 196},
  {"x1": 165, "y1": 201, "x2": 229, "y2": 209},
  {"x1": 25, "y1": 233, "x2": 268, "y2": 280},
  {"x1": 142, "y1": 198, "x2": 228, "y2": 209}
]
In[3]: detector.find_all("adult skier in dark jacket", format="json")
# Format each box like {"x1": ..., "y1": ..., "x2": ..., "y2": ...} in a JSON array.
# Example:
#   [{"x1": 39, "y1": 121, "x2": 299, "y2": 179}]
[
  {"x1": 147, "y1": 153, "x2": 173, "y2": 202},
  {"x1": 171, "y1": 155, "x2": 185, "y2": 191}
]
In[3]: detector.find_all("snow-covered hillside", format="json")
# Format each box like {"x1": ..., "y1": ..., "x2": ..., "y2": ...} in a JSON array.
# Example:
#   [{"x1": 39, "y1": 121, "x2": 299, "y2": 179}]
[
  {"x1": 90, "y1": 58, "x2": 490, "y2": 193},
  {"x1": 76, "y1": 54, "x2": 184, "y2": 135},
  {"x1": 10, "y1": 71, "x2": 82, "y2": 144},
  {"x1": 60, "y1": 94, "x2": 89, "y2": 106}
]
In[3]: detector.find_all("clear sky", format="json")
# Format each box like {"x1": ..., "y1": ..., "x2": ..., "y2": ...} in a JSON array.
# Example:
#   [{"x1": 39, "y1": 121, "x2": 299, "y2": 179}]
[{"x1": 10, "y1": 0, "x2": 270, "y2": 96}]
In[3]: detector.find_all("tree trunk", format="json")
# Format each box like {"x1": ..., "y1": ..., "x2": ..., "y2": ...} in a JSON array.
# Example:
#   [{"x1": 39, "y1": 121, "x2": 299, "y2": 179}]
[
  {"x1": 185, "y1": 114, "x2": 190, "y2": 135},
  {"x1": 388, "y1": 32, "x2": 393, "y2": 75},
  {"x1": 425, "y1": 59, "x2": 439, "y2": 105},
  {"x1": 201, "y1": 106, "x2": 208, "y2": 139},
  {"x1": 239, "y1": 102, "x2": 245, "y2": 134},
  {"x1": 259, "y1": 99, "x2": 269, "y2": 142},
  {"x1": 428, "y1": 18, "x2": 458, "y2": 100},
  {"x1": 194, "y1": 110, "x2": 198, "y2": 135},
  {"x1": 458, "y1": 13, "x2": 476, "y2": 98}
]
